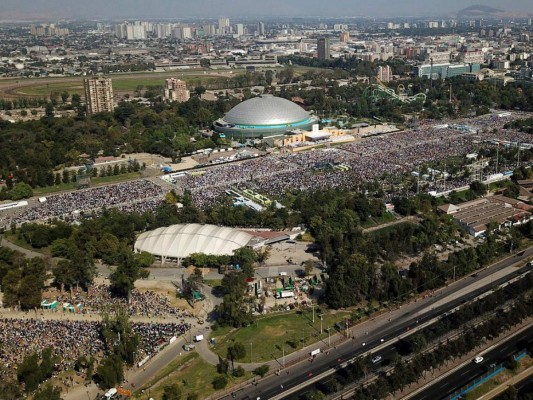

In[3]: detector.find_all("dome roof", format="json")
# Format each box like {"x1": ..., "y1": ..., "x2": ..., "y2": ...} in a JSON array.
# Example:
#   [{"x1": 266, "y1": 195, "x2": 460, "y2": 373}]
[
  {"x1": 223, "y1": 95, "x2": 311, "y2": 126},
  {"x1": 134, "y1": 223, "x2": 255, "y2": 259}
]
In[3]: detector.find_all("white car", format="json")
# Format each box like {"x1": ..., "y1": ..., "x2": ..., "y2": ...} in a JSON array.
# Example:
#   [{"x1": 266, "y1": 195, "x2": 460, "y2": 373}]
[
  {"x1": 371, "y1": 355, "x2": 382, "y2": 364},
  {"x1": 474, "y1": 356, "x2": 484, "y2": 364}
]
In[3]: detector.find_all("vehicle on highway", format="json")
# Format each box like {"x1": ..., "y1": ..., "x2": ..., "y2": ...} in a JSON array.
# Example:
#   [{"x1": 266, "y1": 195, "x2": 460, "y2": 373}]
[
  {"x1": 371, "y1": 355, "x2": 382, "y2": 364},
  {"x1": 474, "y1": 356, "x2": 484, "y2": 363}
]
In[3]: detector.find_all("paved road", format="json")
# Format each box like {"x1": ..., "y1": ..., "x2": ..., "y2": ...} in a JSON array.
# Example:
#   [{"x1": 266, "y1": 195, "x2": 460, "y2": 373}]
[
  {"x1": 228, "y1": 248, "x2": 533, "y2": 400},
  {"x1": 411, "y1": 326, "x2": 533, "y2": 400}
]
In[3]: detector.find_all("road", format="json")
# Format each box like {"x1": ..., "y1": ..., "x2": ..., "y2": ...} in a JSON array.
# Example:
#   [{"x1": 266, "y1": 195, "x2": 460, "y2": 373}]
[
  {"x1": 410, "y1": 325, "x2": 533, "y2": 400},
  {"x1": 228, "y1": 248, "x2": 533, "y2": 400}
]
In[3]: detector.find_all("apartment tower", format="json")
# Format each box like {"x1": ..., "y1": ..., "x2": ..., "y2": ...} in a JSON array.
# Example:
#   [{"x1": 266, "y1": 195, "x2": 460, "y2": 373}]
[{"x1": 83, "y1": 77, "x2": 115, "y2": 115}]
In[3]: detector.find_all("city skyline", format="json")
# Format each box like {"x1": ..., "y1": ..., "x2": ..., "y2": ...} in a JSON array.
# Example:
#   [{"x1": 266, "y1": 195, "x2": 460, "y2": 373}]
[{"x1": 2, "y1": 0, "x2": 533, "y2": 20}]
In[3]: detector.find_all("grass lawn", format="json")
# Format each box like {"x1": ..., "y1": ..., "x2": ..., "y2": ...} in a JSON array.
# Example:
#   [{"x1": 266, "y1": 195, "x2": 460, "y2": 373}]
[
  {"x1": 361, "y1": 212, "x2": 396, "y2": 229},
  {"x1": 211, "y1": 310, "x2": 351, "y2": 363},
  {"x1": 204, "y1": 279, "x2": 223, "y2": 288},
  {"x1": 138, "y1": 352, "x2": 251, "y2": 399}
]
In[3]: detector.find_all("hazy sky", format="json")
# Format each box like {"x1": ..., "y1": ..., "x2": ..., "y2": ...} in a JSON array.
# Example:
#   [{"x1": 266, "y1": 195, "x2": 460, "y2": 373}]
[{"x1": 2, "y1": 0, "x2": 533, "y2": 19}]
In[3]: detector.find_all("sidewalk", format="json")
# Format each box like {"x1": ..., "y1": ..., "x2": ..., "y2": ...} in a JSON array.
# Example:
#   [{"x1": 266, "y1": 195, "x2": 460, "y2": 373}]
[{"x1": 478, "y1": 365, "x2": 533, "y2": 400}]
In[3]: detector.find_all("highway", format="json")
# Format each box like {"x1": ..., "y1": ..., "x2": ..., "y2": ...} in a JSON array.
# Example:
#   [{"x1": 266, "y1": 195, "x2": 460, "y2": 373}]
[
  {"x1": 410, "y1": 325, "x2": 533, "y2": 400},
  {"x1": 512, "y1": 374, "x2": 533, "y2": 398},
  {"x1": 227, "y1": 248, "x2": 533, "y2": 400}
]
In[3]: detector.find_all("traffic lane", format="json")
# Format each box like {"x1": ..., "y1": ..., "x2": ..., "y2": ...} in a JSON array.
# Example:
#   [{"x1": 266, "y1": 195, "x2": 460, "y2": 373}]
[
  {"x1": 253, "y1": 330, "x2": 416, "y2": 399},
  {"x1": 242, "y1": 267, "x2": 531, "y2": 400},
  {"x1": 513, "y1": 375, "x2": 533, "y2": 396},
  {"x1": 411, "y1": 326, "x2": 533, "y2": 400}
]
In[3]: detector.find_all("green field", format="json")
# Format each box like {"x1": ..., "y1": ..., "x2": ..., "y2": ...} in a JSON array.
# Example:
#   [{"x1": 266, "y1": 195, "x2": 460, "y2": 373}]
[
  {"x1": 211, "y1": 310, "x2": 351, "y2": 363},
  {"x1": 137, "y1": 352, "x2": 251, "y2": 399},
  {"x1": 16, "y1": 74, "x2": 220, "y2": 97}
]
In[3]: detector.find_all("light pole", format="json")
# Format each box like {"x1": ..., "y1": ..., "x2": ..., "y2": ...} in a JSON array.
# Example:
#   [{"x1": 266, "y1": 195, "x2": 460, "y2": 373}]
[
  {"x1": 319, "y1": 314, "x2": 324, "y2": 335},
  {"x1": 282, "y1": 343, "x2": 285, "y2": 367},
  {"x1": 312, "y1": 302, "x2": 315, "y2": 323},
  {"x1": 250, "y1": 342, "x2": 253, "y2": 363},
  {"x1": 328, "y1": 326, "x2": 331, "y2": 346}
]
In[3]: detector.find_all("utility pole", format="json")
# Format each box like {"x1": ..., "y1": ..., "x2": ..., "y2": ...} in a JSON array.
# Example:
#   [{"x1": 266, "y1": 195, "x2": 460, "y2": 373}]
[
  {"x1": 312, "y1": 302, "x2": 315, "y2": 323},
  {"x1": 282, "y1": 344, "x2": 285, "y2": 367},
  {"x1": 319, "y1": 314, "x2": 324, "y2": 335},
  {"x1": 328, "y1": 326, "x2": 331, "y2": 346},
  {"x1": 250, "y1": 342, "x2": 253, "y2": 363}
]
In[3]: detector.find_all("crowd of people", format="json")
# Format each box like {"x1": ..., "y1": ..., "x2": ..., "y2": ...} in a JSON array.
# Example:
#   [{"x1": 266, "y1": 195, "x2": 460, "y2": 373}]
[
  {"x1": 170, "y1": 112, "x2": 533, "y2": 206},
  {"x1": 0, "y1": 317, "x2": 191, "y2": 378},
  {"x1": 52, "y1": 284, "x2": 190, "y2": 318},
  {"x1": 1, "y1": 112, "x2": 532, "y2": 223},
  {"x1": 3, "y1": 180, "x2": 166, "y2": 227}
]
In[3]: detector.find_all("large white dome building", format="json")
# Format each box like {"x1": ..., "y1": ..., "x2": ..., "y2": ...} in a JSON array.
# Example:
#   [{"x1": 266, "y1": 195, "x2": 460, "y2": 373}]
[
  {"x1": 134, "y1": 223, "x2": 259, "y2": 264},
  {"x1": 214, "y1": 94, "x2": 318, "y2": 138}
]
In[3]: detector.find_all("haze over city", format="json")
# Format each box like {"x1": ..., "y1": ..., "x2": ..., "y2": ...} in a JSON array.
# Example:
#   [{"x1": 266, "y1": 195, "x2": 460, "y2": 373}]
[{"x1": 3, "y1": 0, "x2": 533, "y2": 19}]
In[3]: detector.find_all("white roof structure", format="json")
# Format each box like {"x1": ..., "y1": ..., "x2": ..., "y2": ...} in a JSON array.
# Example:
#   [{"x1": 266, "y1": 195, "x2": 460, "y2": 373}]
[
  {"x1": 223, "y1": 94, "x2": 311, "y2": 126},
  {"x1": 134, "y1": 223, "x2": 256, "y2": 259}
]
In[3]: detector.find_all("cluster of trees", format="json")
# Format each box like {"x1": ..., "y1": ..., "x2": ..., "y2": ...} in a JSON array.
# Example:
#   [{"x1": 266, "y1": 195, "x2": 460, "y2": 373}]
[
  {"x1": 95, "y1": 308, "x2": 140, "y2": 389},
  {"x1": 217, "y1": 272, "x2": 254, "y2": 328},
  {"x1": 0, "y1": 97, "x2": 48, "y2": 111},
  {"x1": 212, "y1": 341, "x2": 248, "y2": 389},
  {"x1": 16, "y1": 347, "x2": 61, "y2": 397},
  {"x1": 0, "y1": 95, "x2": 234, "y2": 187},
  {"x1": 0, "y1": 181, "x2": 34, "y2": 201},
  {"x1": 314, "y1": 191, "x2": 518, "y2": 308},
  {"x1": 0, "y1": 248, "x2": 48, "y2": 310},
  {"x1": 182, "y1": 247, "x2": 259, "y2": 276},
  {"x1": 505, "y1": 117, "x2": 533, "y2": 134}
]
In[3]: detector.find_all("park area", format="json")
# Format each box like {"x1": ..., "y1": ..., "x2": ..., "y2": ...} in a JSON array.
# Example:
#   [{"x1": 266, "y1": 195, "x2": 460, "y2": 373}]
[
  {"x1": 211, "y1": 309, "x2": 352, "y2": 363},
  {"x1": 139, "y1": 352, "x2": 252, "y2": 399}
]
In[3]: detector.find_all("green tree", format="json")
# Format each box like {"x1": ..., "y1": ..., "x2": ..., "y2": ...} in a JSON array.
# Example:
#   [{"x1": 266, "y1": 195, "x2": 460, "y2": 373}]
[
  {"x1": 0, "y1": 379, "x2": 21, "y2": 399},
  {"x1": 162, "y1": 383, "x2": 182, "y2": 400},
  {"x1": 95, "y1": 353, "x2": 124, "y2": 389},
  {"x1": 34, "y1": 384, "x2": 62, "y2": 400},
  {"x1": 10, "y1": 182, "x2": 33, "y2": 200},
  {"x1": 212, "y1": 375, "x2": 228, "y2": 390},
  {"x1": 253, "y1": 364, "x2": 269, "y2": 377}
]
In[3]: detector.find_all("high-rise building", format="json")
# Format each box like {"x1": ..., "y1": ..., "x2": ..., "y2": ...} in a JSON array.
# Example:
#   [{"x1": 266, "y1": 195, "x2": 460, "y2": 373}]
[
  {"x1": 164, "y1": 78, "x2": 190, "y2": 103},
  {"x1": 84, "y1": 77, "x2": 115, "y2": 115},
  {"x1": 340, "y1": 31, "x2": 350, "y2": 43},
  {"x1": 235, "y1": 23, "x2": 244, "y2": 37},
  {"x1": 258, "y1": 22, "x2": 265, "y2": 36},
  {"x1": 376, "y1": 65, "x2": 393, "y2": 82},
  {"x1": 317, "y1": 37, "x2": 330, "y2": 60},
  {"x1": 218, "y1": 17, "x2": 230, "y2": 35}
]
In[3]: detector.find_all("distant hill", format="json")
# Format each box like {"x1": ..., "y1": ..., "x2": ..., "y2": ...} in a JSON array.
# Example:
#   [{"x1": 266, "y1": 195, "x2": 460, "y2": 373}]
[{"x1": 452, "y1": 4, "x2": 532, "y2": 18}]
